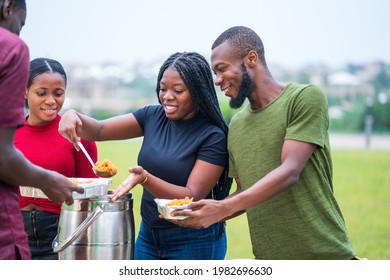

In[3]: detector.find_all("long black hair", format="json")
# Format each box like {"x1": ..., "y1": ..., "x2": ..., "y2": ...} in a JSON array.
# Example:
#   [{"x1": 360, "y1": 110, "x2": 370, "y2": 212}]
[{"x1": 156, "y1": 52, "x2": 232, "y2": 200}]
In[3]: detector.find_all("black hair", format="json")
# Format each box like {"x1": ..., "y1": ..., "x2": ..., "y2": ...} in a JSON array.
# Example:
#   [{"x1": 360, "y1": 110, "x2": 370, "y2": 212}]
[
  {"x1": 156, "y1": 52, "x2": 232, "y2": 200},
  {"x1": 28, "y1": 58, "x2": 67, "y2": 89},
  {"x1": 13, "y1": 0, "x2": 26, "y2": 9},
  {"x1": 212, "y1": 26, "x2": 268, "y2": 68}
]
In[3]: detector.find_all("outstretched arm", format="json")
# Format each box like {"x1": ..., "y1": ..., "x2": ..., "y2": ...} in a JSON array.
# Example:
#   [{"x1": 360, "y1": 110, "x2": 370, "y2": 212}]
[
  {"x1": 58, "y1": 109, "x2": 144, "y2": 149},
  {"x1": 0, "y1": 127, "x2": 83, "y2": 205},
  {"x1": 173, "y1": 139, "x2": 316, "y2": 228}
]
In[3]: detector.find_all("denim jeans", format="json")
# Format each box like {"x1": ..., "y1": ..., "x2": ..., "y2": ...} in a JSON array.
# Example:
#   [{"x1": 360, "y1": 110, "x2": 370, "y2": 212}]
[
  {"x1": 135, "y1": 220, "x2": 227, "y2": 260},
  {"x1": 22, "y1": 210, "x2": 59, "y2": 260}
]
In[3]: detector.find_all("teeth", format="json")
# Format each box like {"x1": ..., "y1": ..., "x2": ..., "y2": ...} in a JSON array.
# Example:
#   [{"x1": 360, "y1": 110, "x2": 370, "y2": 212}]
[{"x1": 222, "y1": 86, "x2": 231, "y2": 93}]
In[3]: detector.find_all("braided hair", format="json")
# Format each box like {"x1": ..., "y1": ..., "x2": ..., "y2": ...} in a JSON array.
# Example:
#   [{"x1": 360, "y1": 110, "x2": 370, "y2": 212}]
[{"x1": 156, "y1": 52, "x2": 232, "y2": 200}]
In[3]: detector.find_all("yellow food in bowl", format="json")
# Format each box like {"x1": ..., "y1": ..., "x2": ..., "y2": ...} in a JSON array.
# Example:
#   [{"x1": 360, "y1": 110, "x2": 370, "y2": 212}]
[
  {"x1": 68, "y1": 178, "x2": 94, "y2": 185},
  {"x1": 166, "y1": 197, "x2": 193, "y2": 207}
]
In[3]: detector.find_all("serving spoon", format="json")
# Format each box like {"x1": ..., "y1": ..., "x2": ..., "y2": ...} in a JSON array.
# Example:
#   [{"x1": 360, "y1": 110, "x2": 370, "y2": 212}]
[{"x1": 78, "y1": 142, "x2": 116, "y2": 178}]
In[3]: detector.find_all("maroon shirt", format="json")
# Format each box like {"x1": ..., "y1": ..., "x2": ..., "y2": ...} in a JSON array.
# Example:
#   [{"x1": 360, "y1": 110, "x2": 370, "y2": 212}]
[{"x1": 0, "y1": 27, "x2": 31, "y2": 260}]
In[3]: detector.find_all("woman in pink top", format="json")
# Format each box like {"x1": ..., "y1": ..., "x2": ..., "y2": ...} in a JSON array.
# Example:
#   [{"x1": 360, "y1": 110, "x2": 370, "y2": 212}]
[{"x1": 14, "y1": 58, "x2": 98, "y2": 260}]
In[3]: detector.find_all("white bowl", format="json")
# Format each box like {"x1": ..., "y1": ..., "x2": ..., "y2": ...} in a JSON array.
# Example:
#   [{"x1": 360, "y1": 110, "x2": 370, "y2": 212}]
[
  {"x1": 20, "y1": 178, "x2": 112, "y2": 200},
  {"x1": 154, "y1": 198, "x2": 191, "y2": 220}
]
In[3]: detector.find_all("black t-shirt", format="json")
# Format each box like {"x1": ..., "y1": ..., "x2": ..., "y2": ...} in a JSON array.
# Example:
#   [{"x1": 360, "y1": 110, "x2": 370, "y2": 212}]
[{"x1": 133, "y1": 105, "x2": 228, "y2": 228}]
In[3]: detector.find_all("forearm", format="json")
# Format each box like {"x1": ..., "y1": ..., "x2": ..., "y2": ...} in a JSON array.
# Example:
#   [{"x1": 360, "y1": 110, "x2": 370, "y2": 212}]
[
  {"x1": 224, "y1": 166, "x2": 298, "y2": 217},
  {"x1": 74, "y1": 110, "x2": 103, "y2": 141},
  {"x1": 142, "y1": 174, "x2": 203, "y2": 200},
  {"x1": 0, "y1": 147, "x2": 56, "y2": 188},
  {"x1": 220, "y1": 187, "x2": 245, "y2": 220}
]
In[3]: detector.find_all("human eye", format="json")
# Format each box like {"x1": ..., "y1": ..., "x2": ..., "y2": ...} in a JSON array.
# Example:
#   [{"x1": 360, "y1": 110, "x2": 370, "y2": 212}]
[
  {"x1": 217, "y1": 66, "x2": 226, "y2": 73},
  {"x1": 55, "y1": 91, "x2": 65, "y2": 98},
  {"x1": 36, "y1": 90, "x2": 46, "y2": 97}
]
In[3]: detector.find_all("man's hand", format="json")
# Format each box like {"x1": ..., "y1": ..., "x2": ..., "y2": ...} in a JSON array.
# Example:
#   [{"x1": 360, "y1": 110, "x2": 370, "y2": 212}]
[
  {"x1": 39, "y1": 172, "x2": 84, "y2": 205},
  {"x1": 167, "y1": 199, "x2": 229, "y2": 228}
]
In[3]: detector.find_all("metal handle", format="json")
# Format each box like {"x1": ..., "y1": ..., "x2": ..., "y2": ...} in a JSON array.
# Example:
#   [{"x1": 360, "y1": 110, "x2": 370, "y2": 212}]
[
  {"x1": 52, "y1": 205, "x2": 104, "y2": 253},
  {"x1": 78, "y1": 141, "x2": 96, "y2": 168}
]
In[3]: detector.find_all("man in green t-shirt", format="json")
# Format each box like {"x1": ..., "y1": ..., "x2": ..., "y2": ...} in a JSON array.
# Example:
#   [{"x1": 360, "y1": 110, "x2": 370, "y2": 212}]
[{"x1": 173, "y1": 26, "x2": 357, "y2": 260}]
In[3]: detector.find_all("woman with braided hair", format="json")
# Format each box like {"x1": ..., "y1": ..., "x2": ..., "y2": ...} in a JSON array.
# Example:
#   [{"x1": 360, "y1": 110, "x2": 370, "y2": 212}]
[{"x1": 59, "y1": 51, "x2": 232, "y2": 260}]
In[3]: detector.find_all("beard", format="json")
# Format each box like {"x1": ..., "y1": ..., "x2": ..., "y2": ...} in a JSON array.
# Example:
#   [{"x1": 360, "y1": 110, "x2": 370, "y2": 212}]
[{"x1": 229, "y1": 63, "x2": 252, "y2": 109}]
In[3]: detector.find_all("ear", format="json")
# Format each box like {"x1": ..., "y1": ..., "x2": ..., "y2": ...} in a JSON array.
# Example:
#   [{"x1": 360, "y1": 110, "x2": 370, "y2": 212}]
[
  {"x1": 2, "y1": 0, "x2": 14, "y2": 18},
  {"x1": 24, "y1": 89, "x2": 28, "y2": 99},
  {"x1": 244, "y1": 50, "x2": 258, "y2": 68}
]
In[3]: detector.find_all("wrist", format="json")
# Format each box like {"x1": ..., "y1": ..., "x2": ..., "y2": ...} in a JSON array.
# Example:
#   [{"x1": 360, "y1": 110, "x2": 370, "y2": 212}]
[{"x1": 140, "y1": 170, "x2": 149, "y2": 185}]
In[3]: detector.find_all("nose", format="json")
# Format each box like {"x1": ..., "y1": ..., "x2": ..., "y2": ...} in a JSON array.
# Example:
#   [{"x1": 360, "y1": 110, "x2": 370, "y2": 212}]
[
  {"x1": 162, "y1": 90, "x2": 174, "y2": 101},
  {"x1": 214, "y1": 74, "x2": 223, "y2": 86},
  {"x1": 45, "y1": 94, "x2": 56, "y2": 104}
]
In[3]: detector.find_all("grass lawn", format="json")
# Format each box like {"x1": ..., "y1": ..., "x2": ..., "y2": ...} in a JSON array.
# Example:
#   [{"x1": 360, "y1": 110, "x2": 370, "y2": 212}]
[{"x1": 96, "y1": 140, "x2": 390, "y2": 260}]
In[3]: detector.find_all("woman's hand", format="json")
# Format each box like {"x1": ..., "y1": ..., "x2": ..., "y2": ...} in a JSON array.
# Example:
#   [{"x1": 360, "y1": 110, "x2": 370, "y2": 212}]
[
  {"x1": 109, "y1": 166, "x2": 148, "y2": 202},
  {"x1": 58, "y1": 109, "x2": 83, "y2": 149}
]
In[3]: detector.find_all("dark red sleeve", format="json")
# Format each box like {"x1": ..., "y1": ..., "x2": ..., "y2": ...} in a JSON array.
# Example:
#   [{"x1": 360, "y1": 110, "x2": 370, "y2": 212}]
[{"x1": 0, "y1": 31, "x2": 30, "y2": 128}]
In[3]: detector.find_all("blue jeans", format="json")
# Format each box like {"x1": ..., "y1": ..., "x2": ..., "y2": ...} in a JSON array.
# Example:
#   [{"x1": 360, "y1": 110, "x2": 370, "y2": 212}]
[
  {"x1": 135, "y1": 220, "x2": 227, "y2": 260},
  {"x1": 22, "y1": 210, "x2": 59, "y2": 260}
]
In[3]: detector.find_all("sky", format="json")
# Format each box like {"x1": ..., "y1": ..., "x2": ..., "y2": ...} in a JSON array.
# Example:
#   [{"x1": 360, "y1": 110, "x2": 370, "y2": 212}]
[{"x1": 20, "y1": 0, "x2": 390, "y2": 68}]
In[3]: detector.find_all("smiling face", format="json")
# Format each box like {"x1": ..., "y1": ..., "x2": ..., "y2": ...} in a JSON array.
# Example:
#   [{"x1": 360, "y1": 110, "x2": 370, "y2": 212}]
[
  {"x1": 158, "y1": 67, "x2": 197, "y2": 121},
  {"x1": 211, "y1": 41, "x2": 252, "y2": 108},
  {"x1": 25, "y1": 72, "x2": 66, "y2": 125}
]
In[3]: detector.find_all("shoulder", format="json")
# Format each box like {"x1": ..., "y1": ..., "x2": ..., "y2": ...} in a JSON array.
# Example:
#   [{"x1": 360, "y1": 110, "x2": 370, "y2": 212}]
[
  {"x1": 287, "y1": 83, "x2": 325, "y2": 97},
  {"x1": 285, "y1": 83, "x2": 327, "y2": 107},
  {"x1": 134, "y1": 105, "x2": 162, "y2": 117},
  {"x1": 133, "y1": 105, "x2": 164, "y2": 128},
  {"x1": 0, "y1": 28, "x2": 29, "y2": 64},
  {"x1": 198, "y1": 118, "x2": 227, "y2": 144}
]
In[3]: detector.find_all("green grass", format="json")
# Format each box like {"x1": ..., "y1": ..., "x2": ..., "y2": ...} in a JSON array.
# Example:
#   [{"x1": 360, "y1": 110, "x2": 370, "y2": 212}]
[
  {"x1": 96, "y1": 140, "x2": 390, "y2": 260},
  {"x1": 332, "y1": 151, "x2": 390, "y2": 260}
]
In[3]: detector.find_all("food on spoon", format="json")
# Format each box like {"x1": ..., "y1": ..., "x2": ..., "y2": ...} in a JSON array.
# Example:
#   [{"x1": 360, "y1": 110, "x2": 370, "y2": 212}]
[
  {"x1": 165, "y1": 197, "x2": 193, "y2": 207},
  {"x1": 92, "y1": 158, "x2": 118, "y2": 174}
]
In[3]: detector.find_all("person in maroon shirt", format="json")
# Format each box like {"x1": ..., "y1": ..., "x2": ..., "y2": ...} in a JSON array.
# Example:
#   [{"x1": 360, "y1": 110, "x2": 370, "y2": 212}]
[
  {"x1": 15, "y1": 58, "x2": 98, "y2": 260},
  {"x1": 0, "y1": 0, "x2": 83, "y2": 260}
]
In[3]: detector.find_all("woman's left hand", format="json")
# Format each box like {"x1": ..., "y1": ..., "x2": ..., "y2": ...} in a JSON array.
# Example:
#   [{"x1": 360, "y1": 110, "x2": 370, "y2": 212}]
[{"x1": 109, "y1": 166, "x2": 148, "y2": 202}]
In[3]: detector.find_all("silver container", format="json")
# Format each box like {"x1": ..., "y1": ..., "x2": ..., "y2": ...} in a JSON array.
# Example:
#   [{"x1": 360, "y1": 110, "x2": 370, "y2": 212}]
[{"x1": 53, "y1": 192, "x2": 134, "y2": 260}]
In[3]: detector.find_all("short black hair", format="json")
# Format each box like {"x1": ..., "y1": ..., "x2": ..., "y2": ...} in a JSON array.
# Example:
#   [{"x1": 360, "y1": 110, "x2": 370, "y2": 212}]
[
  {"x1": 14, "y1": 0, "x2": 26, "y2": 9},
  {"x1": 212, "y1": 26, "x2": 267, "y2": 67}
]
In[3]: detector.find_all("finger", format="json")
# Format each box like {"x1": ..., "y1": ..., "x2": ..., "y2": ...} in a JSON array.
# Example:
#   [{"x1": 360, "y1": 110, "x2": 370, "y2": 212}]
[
  {"x1": 75, "y1": 121, "x2": 83, "y2": 139},
  {"x1": 111, "y1": 183, "x2": 127, "y2": 201},
  {"x1": 73, "y1": 142, "x2": 80, "y2": 151},
  {"x1": 184, "y1": 201, "x2": 206, "y2": 210},
  {"x1": 65, "y1": 197, "x2": 74, "y2": 205},
  {"x1": 129, "y1": 166, "x2": 143, "y2": 174},
  {"x1": 74, "y1": 186, "x2": 84, "y2": 194},
  {"x1": 110, "y1": 194, "x2": 118, "y2": 203}
]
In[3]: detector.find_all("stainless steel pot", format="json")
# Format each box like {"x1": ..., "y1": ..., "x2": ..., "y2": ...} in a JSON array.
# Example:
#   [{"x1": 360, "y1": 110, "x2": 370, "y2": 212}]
[{"x1": 52, "y1": 192, "x2": 134, "y2": 260}]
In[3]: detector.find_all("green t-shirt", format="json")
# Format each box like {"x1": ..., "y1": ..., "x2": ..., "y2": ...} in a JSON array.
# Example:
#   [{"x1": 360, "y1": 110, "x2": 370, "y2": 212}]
[{"x1": 228, "y1": 83, "x2": 355, "y2": 259}]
